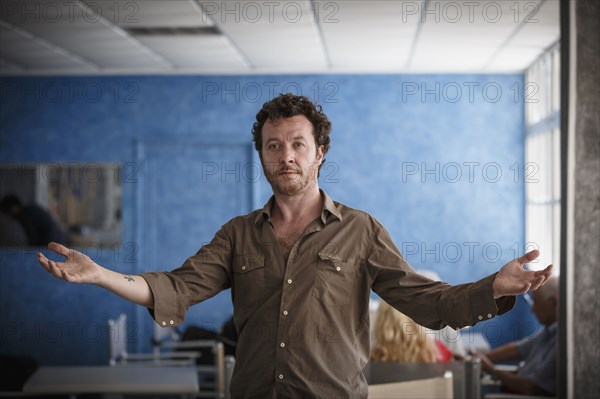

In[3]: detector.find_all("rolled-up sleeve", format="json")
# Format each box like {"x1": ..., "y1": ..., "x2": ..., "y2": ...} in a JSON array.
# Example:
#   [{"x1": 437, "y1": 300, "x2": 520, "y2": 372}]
[
  {"x1": 140, "y1": 224, "x2": 233, "y2": 327},
  {"x1": 368, "y1": 221, "x2": 515, "y2": 330}
]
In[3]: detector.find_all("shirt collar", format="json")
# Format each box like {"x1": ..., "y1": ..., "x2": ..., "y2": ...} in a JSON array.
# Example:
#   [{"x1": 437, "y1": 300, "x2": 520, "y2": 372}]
[
  {"x1": 254, "y1": 189, "x2": 343, "y2": 225},
  {"x1": 321, "y1": 190, "x2": 343, "y2": 223}
]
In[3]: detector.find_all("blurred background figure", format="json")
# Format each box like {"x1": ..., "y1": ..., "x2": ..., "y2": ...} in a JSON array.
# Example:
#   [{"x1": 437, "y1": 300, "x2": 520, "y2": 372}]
[
  {"x1": 474, "y1": 276, "x2": 559, "y2": 396},
  {"x1": 0, "y1": 210, "x2": 28, "y2": 246},
  {"x1": 0, "y1": 194, "x2": 66, "y2": 246},
  {"x1": 370, "y1": 300, "x2": 452, "y2": 363}
]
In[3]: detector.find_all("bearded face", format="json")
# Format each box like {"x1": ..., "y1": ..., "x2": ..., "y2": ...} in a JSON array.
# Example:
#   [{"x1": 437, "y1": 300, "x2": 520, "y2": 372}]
[{"x1": 260, "y1": 115, "x2": 323, "y2": 197}]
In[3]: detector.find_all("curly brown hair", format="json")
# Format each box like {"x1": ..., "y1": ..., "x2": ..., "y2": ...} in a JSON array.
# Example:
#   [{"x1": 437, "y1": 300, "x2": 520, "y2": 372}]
[{"x1": 252, "y1": 93, "x2": 332, "y2": 173}]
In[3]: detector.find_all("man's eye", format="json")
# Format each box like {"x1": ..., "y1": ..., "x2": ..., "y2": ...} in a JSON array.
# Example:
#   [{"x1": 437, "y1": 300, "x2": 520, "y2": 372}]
[
  {"x1": 294, "y1": 142, "x2": 305, "y2": 148},
  {"x1": 268, "y1": 144, "x2": 279, "y2": 150}
]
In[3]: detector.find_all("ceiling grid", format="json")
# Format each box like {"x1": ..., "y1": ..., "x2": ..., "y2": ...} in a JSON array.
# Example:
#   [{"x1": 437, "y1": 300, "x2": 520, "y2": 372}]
[{"x1": 0, "y1": 0, "x2": 560, "y2": 75}]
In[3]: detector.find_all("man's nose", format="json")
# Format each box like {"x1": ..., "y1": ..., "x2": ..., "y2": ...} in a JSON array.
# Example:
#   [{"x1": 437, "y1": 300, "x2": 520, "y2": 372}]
[{"x1": 280, "y1": 146, "x2": 295, "y2": 164}]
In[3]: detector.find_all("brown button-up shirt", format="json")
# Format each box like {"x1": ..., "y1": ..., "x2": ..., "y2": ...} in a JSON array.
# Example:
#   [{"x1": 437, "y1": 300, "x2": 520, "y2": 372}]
[{"x1": 141, "y1": 190, "x2": 515, "y2": 398}]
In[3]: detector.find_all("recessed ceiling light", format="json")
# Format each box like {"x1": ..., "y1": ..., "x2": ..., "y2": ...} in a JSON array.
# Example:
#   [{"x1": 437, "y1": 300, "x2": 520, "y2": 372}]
[{"x1": 125, "y1": 26, "x2": 219, "y2": 37}]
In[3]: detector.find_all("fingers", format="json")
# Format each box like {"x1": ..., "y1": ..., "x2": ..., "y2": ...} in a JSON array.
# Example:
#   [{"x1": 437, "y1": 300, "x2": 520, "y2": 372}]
[
  {"x1": 533, "y1": 264, "x2": 553, "y2": 279},
  {"x1": 38, "y1": 252, "x2": 67, "y2": 280},
  {"x1": 527, "y1": 263, "x2": 553, "y2": 292},
  {"x1": 542, "y1": 264, "x2": 554, "y2": 276},
  {"x1": 517, "y1": 249, "x2": 540, "y2": 265},
  {"x1": 48, "y1": 242, "x2": 71, "y2": 258},
  {"x1": 529, "y1": 264, "x2": 554, "y2": 291},
  {"x1": 47, "y1": 259, "x2": 64, "y2": 279},
  {"x1": 60, "y1": 268, "x2": 77, "y2": 283},
  {"x1": 528, "y1": 275, "x2": 545, "y2": 292},
  {"x1": 37, "y1": 252, "x2": 52, "y2": 272}
]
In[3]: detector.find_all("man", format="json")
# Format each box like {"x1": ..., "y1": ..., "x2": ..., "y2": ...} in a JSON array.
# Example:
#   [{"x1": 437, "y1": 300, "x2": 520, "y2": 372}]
[
  {"x1": 475, "y1": 276, "x2": 559, "y2": 396},
  {"x1": 37, "y1": 94, "x2": 553, "y2": 398}
]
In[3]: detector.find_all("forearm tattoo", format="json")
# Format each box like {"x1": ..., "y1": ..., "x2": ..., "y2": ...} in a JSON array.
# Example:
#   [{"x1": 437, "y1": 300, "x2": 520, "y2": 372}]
[{"x1": 123, "y1": 275, "x2": 135, "y2": 282}]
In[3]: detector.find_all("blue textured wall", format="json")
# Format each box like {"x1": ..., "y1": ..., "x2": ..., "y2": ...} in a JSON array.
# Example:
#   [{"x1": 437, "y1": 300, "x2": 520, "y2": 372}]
[{"x1": 0, "y1": 74, "x2": 538, "y2": 366}]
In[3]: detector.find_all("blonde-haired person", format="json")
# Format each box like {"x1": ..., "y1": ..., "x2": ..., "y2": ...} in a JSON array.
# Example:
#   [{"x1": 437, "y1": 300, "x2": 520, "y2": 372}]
[{"x1": 371, "y1": 301, "x2": 452, "y2": 363}]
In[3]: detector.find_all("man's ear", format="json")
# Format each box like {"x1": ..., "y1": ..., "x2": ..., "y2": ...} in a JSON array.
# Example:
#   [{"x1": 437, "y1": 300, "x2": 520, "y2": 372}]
[{"x1": 316, "y1": 145, "x2": 324, "y2": 164}]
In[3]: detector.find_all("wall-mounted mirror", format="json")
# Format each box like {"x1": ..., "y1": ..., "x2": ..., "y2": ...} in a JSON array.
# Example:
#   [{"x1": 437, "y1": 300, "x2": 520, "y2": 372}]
[{"x1": 0, "y1": 163, "x2": 121, "y2": 247}]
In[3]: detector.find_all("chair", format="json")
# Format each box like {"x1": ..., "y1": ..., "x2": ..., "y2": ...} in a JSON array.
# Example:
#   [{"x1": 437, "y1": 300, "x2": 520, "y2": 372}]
[
  {"x1": 368, "y1": 372, "x2": 454, "y2": 399},
  {"x1": 223, "y1": 355, "x2": 235, "y2": 399},
  {"x1": 107, "y1": 313, "x2": 200, "y2": 367},
  {"x1": 150, "y1": 322, "x2": 234, "y2": 399}
]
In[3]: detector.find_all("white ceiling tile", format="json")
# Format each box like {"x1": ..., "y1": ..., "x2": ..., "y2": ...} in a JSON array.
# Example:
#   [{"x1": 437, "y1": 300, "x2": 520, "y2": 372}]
[
  {"x1": 136, "y1": 35, "x2": 248, "y2": 69},
  {"x1": 483, "y1": 0, "x2": 559, "y2": 71},
  {"x1": 506, "y1": 0, "x2": 560, "y2": 47},
  {"x1": 0, "y1": 24, "x2": 93, "y2": 71},
  {"x1": 1, "y1": 1, "x2": 171, "y2": 70},
  {"x1": 319, "y1": 1, "x2": 420, "y2": 69},
  {"x1": 80, "y1": 0, "x2": 213, "y2": 28},
  {"x1": 196, "y1": 0, "x2": 326, "y2": 69},
  {"x1": 0, "y1": 59, "x2": 25, "y2": 73}
]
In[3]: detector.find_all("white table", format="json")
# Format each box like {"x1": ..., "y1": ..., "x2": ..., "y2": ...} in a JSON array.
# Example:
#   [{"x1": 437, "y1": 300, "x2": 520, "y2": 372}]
[
  {"x1": 368, "y1": 372, "x2": 454, "y2": 399},
  {"x1": 23, "y1": 366, "x2": 199, "y2": 396}
]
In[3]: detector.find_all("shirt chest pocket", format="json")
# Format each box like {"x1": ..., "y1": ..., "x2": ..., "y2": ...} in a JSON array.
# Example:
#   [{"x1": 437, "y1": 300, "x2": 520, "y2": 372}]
[
  {"x1": 313, "y1": 251, "x2": 358, "y2": 306},
  {"x1": 232, "y1": 253, "x2": 266, "y2": 298}
]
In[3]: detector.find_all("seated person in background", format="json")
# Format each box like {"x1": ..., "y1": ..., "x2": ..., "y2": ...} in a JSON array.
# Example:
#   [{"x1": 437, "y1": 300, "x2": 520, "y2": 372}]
[
  {"x1": 371, "y1": 300, "x2": 452, "y2": 363},
  {"x1": 474, "y1": 276, "x2": 559, "y2": 396},
  {"x1": 0, "y1": 195, "x2": 67, "y2": 246},
  {"x1": 0, "y1": 210, "x2": 28, "y2": 246}
]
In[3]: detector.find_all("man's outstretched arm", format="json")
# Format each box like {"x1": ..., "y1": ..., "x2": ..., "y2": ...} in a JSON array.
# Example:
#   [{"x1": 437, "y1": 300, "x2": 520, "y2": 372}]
[{"x1": 37, "y1": 242, "x2": 154, "y2": 308}]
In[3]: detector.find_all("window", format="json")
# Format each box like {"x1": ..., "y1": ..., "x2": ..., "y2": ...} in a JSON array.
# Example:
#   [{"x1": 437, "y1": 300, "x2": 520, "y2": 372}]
[{"x1": 524, "y1": 44, "x2": 560, "y2": 272}]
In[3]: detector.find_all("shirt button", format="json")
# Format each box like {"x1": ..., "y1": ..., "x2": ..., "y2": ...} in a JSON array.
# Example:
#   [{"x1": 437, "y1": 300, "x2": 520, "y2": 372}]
[
  {"x1": 283, "y1": 310, "x2": 288, "y2": 316},
  {"x1": 280, "y1": 342, "x2": 285, "y2": 348},
  {"x1": 478, "y1": 315, "x2": 483, "y2": 320},
  {"x1": 241, "y1": 265, "x2": 246, "y2": 271},
  {"x1": 487, "y1": 313, "x2": 493, "y2": 318},
  {"x1": 278, "y1": 374, "x2": 284, "y2": 379},
  {"x1": 169, "y1": 320, "x2": 174, "y2": 325},
  {"x1": 162, "y1": 321, "x2": 166, "y2": 326},
  {"x1": 287, "y1": 279, "x2": 292, "y2": 284},
  {"x1": 336, "y1": 266, "x2": 341, "y2": 271}
]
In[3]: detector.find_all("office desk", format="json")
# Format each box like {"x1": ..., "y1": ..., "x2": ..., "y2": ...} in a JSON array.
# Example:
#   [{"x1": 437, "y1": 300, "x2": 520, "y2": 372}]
[{"x1": 23, "y1": 366, "x2": 199, "y2": 396}]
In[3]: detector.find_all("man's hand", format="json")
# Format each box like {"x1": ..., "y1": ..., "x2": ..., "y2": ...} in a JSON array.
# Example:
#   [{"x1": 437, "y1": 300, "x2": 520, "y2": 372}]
[
  {"x1": 37, "y1": 242, "x2": 103, "y2": 284},
  {"x1": 38, "y1": 242, "x2": 154, "y2": 307},
  {"x1": 492, "y1": 249, "x2": 553, "y2": 298}
]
